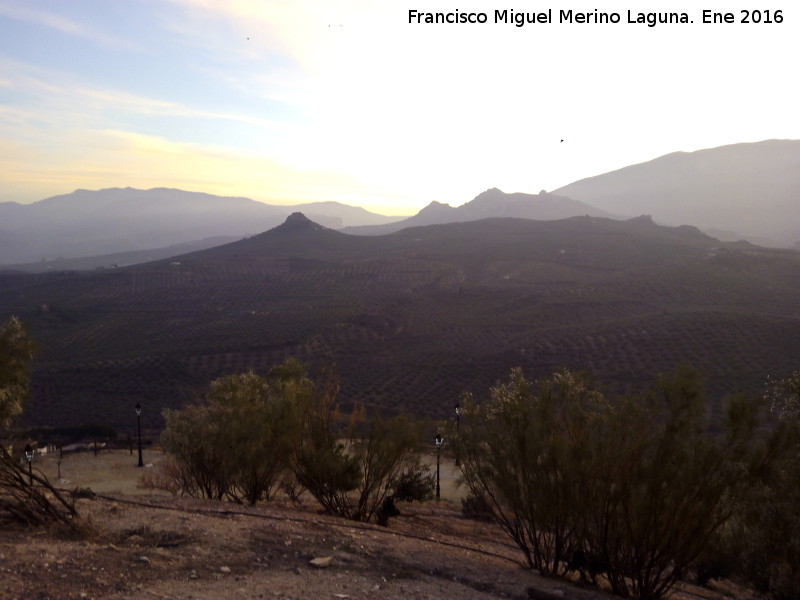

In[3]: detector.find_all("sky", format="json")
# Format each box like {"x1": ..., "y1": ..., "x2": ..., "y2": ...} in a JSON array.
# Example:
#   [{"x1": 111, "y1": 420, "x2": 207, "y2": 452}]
[{"x1": 1, "y1": 1, "x2": 798, "y2": 216}]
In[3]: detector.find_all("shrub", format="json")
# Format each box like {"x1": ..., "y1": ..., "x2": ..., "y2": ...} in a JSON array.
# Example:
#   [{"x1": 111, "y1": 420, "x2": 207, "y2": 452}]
[
  {"x1": 161, "y1": 363, "x2": 304, "y2": 504},
  {"x1": 459, "y1": 367, "x2": 604, "y2": 576},
  {"x1": 0, "y1": 316, "x2": 36, "y2": 432},
  {"x1": 0, "y1": 444, "x2": 79, "y2": 529},
  {"x1": 460, "y1": 493, "x2": 494, "y2": 522},
  {"x1": 393, "y1": 464, "x2": 435, "y2": 503},
  {"x1": 290, "y1": 368, "x2": 423, "y2": 523},
  {"x1": 734, "y1": 411, "x2": 800, "y2": 599},
  {"x1": 460, "y1": 366, "x2": 775, "y2": 599}
]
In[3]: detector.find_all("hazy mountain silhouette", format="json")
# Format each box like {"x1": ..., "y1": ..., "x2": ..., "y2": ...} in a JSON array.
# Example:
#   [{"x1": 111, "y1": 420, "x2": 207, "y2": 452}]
[
  {"x1": 0, "y1": 236, "x2": 240, "y2": 274},
  {"x1": 343, "y1": 189, "x2": 613, "y2": 235},
  {"x1": 2, "y1": 213, "x2": 798, "y2": 432},
  {"x1": 3, "y1": 138, "x2": 798, "y2": 268},
  {"x1": 0, "y1": 188, "x2": 404, "y2": 265},
  {"x1": 553, "y1": 139, "x2": 800, "y2": 247}
]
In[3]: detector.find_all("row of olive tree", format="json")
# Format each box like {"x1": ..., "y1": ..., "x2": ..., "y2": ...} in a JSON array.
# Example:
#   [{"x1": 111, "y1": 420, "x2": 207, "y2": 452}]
[
  {"x1": 160, "y1": 359, "x2": 429, "y2": 522},
  {"x1": 457, "y1": 366, "x2": 796, "y2": 600}
]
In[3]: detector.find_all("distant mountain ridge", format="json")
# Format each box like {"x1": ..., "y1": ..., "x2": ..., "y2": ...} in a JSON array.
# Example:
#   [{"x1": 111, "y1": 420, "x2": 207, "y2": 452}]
[
  {"x1": 342, "y1": 188, "x2": 614, "y2": 235},
  {"x1": 3, "y1": 139, "x2": 798, "y2": 267},
  {"x1": 0, "y1": 187, "x2": 404, "y2": 265},
  {"x1": 553, "y1": 139, "x2": 800, "y2": 247}
]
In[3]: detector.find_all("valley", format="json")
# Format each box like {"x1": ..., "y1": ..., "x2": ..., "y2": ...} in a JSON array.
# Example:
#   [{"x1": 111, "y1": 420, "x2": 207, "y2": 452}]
[{"x1": 1, "y1": 213, "x2": 798, "y2": 435}]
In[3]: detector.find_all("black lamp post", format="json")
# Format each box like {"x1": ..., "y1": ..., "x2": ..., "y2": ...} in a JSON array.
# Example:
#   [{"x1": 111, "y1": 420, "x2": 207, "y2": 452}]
[
  {"x1": 434, "y1": 432, "x2": 444, "y2": 500},
  {"x1": 24, "y1": 444, "x2": 33, "y2": 485},
  {"x1": 454, "y1": 403, "x2": 462, "y2": 466},
  {"x1": 135, "y1": 402, "x2": 143, "y2": 467}
]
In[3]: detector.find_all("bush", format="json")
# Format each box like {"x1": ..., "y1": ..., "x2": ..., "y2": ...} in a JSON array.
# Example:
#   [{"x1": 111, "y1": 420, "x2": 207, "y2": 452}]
[
  {"x1": 459, "y1": 367, "x2": 603, "y2": 576},
  {"x1": 734, "y1": 416, "x2": 800, "y2": 599},
  {"x1": 290, "y1": 368, "x2": 423, "y2": 523},
  {"x1": 0, "y1": 316, "x2": 36, "y2": 432},
  {"x1": 393, "y1": 465, "x2": 435, "y2": 503},
  {"x1": 460, "y1": 493, "x2": 494, "y2": 522},
  {"x1": 459, "y1": 366, "x2": 776, "y2": 599},
  {"x1": 160, "y1": 364, "x2": 304, "y2": 504},
  {"x1": 0, "y1": 444, "x2": 79, "y2": 529}
]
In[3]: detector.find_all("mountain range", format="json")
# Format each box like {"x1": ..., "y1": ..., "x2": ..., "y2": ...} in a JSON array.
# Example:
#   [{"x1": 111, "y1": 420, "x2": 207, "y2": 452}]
[
  {"x1": 553, "y1": 139, "x2": 800, "y2": 247},
  {"x1": 340, "y1": 188, "x2": 615, "y2": 235},
  {"x1": 2, "y1": 211, "x2": 798, "y2": 433},
  {"x1": 1, "y1": 140, "x2": 798, "y2": 271},
  {"x1": 0, "y1": 188, "x2": 403, "y2": 266}
]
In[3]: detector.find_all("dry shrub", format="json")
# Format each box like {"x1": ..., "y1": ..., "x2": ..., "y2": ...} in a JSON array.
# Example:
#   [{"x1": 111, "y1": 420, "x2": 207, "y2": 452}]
[
  {"x1": 0, "y1": 444, "x2": 81, "y2": 531},
  {"x1": 137, "y1": 456, "x2": 182, "y2": 495}
]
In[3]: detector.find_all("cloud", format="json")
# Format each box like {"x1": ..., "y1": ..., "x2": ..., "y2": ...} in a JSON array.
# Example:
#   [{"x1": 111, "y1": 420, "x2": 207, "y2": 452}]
[
  {"x1": 0, "y1": 56, "x2": 288, "y2": 133},
  {"x1": 0, "y1": 2, "x2": 142, "y2": 51}
]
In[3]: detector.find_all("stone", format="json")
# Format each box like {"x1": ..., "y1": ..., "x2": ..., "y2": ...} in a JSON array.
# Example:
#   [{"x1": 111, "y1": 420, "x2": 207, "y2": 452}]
[{"x1": 310, "y1": 556, "x2": 333, "y2": 568}]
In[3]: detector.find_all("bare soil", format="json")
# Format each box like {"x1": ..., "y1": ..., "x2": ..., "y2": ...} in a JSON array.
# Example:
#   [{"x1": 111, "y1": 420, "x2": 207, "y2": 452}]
[{"x1": 1, "y1": 451, "x2": 759, "y2": 600}]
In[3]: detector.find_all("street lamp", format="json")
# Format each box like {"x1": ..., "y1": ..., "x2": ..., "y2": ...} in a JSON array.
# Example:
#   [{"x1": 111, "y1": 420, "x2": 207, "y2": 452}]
[
  {"x1": 454, "y1": 403, "x2": 462, "y2": 466},
  {"x1": 434, "y1": 432, "x2": 444, "y2": 500},
  {"x1": 24, "y1": 444, "x2": 33, "y2": 485},
  {"x1": 135, "y1": 402, "x2": 143, "y2": 467}
]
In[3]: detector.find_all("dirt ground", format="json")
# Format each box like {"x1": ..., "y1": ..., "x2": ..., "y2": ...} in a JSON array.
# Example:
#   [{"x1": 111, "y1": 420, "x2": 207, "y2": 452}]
[{"x1": 1, "y1": 451, "x2": 759, "y2": 600}]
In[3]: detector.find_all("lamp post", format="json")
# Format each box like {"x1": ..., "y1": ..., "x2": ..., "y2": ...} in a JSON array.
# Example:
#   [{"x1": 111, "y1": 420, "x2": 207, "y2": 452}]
[
  {"x1": 24, "y1": 444, "x2": 33, "y2": 485},
  {"x1": 135, "y1": 402, "x2": 143, "y2": 467},
  {"x1": 454, "y1": 403, "x2": 462, "y2": 466},
  {"x1": 434, "y1": 432, "x2": 443, "y2": 500}
]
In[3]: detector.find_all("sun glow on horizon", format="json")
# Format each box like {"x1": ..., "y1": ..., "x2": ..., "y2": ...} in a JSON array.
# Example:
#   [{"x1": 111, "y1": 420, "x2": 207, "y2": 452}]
[{"x1": 1, "y1": 0, "x2": 798, "y2": 213}]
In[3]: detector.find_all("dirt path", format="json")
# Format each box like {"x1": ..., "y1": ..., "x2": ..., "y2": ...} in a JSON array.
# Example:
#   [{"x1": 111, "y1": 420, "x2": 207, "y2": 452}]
[{"x1": 1, "y1": 451, "x2": 758, "y2": 600}]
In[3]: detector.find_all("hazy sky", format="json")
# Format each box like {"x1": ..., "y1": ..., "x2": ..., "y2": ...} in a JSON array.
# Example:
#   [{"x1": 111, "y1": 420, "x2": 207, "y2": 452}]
[{"x1": 1, "y1": 1, "x2": 797, "y2": 215}]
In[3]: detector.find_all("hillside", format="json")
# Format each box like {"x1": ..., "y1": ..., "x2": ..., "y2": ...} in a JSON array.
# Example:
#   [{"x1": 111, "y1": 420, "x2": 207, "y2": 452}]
[
  {"x1": 343, "y1": 188, "x2": 613, "y2": 235},
  {"x1": 553, "y1": 139, "x2": 800, "y2": 247},
  {"x1": 1, "y1": 214, "x2": 799, "y2": 433}
]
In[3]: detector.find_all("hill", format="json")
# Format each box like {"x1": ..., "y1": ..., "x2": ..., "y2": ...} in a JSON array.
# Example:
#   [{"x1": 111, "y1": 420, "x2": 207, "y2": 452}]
[
  {"x1": 0, "y1": 188, "x2": 404, "y2": 265},
  {"x1": 342, "y1": 188, "x2": 613, "y2": 235},
  {"x1": 1, "y1": 214, "x2": 799, "y2": 433},
  {"x1": 553, "y1": 139, "x2": 800, "y2": 247}
]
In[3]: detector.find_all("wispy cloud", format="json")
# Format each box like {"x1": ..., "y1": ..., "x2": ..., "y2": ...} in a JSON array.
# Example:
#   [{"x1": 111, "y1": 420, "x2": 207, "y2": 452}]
[
  {"x1": 0, "y1": 56, "x2": 287, "y2": 131},
  {"x1": 0, "y1": 2, "x2": 142, "y2": 51}
]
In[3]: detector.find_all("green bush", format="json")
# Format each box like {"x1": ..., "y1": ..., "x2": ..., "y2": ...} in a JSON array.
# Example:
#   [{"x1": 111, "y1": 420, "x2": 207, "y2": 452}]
[
  {"x1": 0, "y1": 316, "x2": 36, "y2": 433},
  {"x1": 161, "y1": 364, "x2": 304, "y2": 504},
  {"x1": 459, "y1": 366, "x2": 777, "y2": 600},
  {"x1": 393, "y1": 465, "x2": 435, "y2": 502},
  {"x1": 733, "y1": 375, "x2": 800, "y2": 599},
  {"x1": 290, "y1": 369, "x2": 423, "y2": 523}
]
